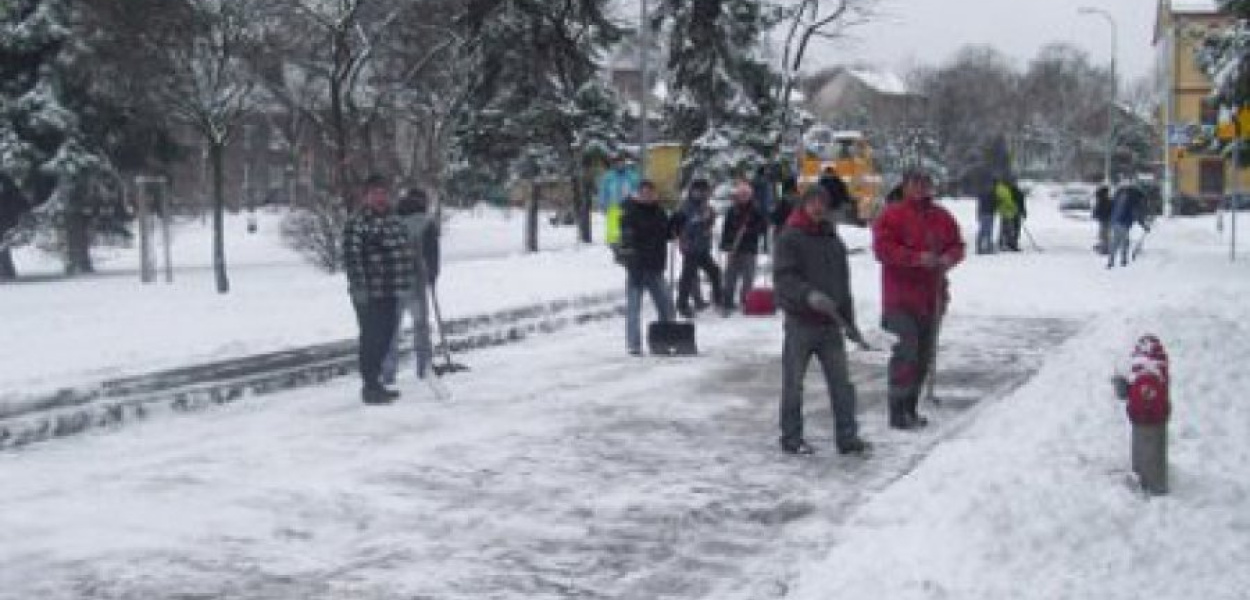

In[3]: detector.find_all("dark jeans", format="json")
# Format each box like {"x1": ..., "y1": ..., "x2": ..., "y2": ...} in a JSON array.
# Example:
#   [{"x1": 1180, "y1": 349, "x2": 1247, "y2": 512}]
[
  {"x1": 780, "y1": 318, "x2": 859, "y2": 447},
  {"x1": 677, "y1": 250, "x2": 723, "y2": 310},
  {"x1": 353, "y1": 297, "x2": 399, "y2": 390},
  {"x1": 998, "y1": 217, "x2": 1021, "y2": 251},
  {"x1": 882, "y1": 312, "x2": 939, "y2": 420},
  {"x1": 626, "y1": 269, "x2": 675, "y2": 352},
  {"x1": 722, "y1": 252, "x2": 758, "y2": 308}
]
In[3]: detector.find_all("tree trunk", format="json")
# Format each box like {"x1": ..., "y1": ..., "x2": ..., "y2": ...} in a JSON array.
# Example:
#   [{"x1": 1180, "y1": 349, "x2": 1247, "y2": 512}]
[
  {"x1": 211, "y1": 141, "x2": 230, "y2": 294},
  {"x1": 0, "y1": 247, "x2": 16, "y2": 280},
  {"x1": 63, "y1": 207, "x2": 94, "y2": 275},
  {"x1": 330, "y1": 69, "x2": 350, "y2": 201},
  {"x1": 572, "y1": 160, "x2": 592, "y2": 244},
  {"x1": 525, "y1": 180, "x2": 540, "y2": 253}
]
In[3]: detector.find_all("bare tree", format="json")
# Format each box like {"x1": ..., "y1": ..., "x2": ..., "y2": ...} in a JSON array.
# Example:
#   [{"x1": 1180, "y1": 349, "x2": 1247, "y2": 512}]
[
  {"x1": 261, "y1": 0, "x2": 415, "y2": 271},
  {"x1": 773, "y1": 0, "x2": 873, "y2": 153},
  {"x1": 139, "y1": 0, "x2": 267, "y2": 293},
  {"x1": 913, "y1": 46, "x2": 1021, "y2": 188},
  {"x1": 1019, "y1": 43, "x2": 1109, "y2": 180}
]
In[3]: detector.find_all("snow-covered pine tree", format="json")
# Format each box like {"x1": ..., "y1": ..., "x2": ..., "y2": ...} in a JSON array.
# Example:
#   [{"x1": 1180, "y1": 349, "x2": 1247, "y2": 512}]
[
  {"x1": 1198, "y1": 1, "x2": 1250, "y2": 151},
  {"x1": 654, "y1": 0, "x2": 783, "y2": 184},
  {"x1": 0, "y1": 0, "x2": 102, "y2": 279},
  {"x1": 454, "y1": 0, "x2": 623, "y2": 246}
]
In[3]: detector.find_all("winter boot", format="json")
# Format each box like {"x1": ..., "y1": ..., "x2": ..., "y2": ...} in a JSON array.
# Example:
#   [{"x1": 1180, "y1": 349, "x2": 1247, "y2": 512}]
[
  {"x1": 781, "y1": 439, "x2": 815, "y2": 455},
  {"x1": 362, "y1": 386, "x2": 398, "y2": 405},
  {"x1": 837, "y1": 437, "x2": 871, "y2": 455}
]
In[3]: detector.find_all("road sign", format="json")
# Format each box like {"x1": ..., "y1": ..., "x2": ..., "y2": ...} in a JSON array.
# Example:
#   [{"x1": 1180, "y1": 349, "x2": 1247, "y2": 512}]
[{"x1": 1167, "y1": 124, "x2": 1191, "y2": 147}]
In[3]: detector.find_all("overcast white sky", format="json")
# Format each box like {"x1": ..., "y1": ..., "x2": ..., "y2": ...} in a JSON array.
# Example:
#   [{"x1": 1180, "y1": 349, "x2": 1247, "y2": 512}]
[
  {"x1": 805, "y1": 0, "x2": 1159, "y2": 82},
  {"x1": 610, "y1": 0, "x2": 1161, "y2": 83}
]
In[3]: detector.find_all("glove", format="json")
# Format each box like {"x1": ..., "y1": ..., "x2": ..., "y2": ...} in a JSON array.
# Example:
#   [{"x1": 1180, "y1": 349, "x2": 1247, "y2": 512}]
[
  {"x1": 919, "y1": 251, "x2": 956, "y2": 270},
  {"x1": 806, "y1": 290, "x2": 839, "y2": 319}
]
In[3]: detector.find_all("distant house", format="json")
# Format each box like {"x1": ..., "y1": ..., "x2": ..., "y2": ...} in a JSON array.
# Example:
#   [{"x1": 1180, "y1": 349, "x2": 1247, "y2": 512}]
[{"x1": 803, "y1": 66, "x2": 924, "y2": 130}]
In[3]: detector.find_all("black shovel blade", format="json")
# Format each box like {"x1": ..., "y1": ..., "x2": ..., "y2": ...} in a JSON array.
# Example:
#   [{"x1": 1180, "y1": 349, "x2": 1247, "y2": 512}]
[
  {"x1": 432, "y1": 362, "x2": 470, "y2": 376},
  {"x1": 647, "y1": 321, "x2": 697, "y2": 356}
]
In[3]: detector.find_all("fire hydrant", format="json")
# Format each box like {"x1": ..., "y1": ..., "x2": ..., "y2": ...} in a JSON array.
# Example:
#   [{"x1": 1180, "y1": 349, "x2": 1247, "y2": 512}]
[{"x1": 1116, "y1": 334, "x2": 1171, "y2": 495}]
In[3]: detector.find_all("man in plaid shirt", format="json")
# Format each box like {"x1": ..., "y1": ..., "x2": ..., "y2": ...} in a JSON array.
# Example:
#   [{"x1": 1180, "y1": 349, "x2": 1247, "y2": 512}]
[{"x1": 342, "y1": 174, "x2": 417, "y2": 404}]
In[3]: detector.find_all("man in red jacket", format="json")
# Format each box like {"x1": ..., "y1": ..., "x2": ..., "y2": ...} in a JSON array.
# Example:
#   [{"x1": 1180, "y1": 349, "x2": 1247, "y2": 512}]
[{"x1": 872, "y1": 170, "x2": 965, "y2": 429}]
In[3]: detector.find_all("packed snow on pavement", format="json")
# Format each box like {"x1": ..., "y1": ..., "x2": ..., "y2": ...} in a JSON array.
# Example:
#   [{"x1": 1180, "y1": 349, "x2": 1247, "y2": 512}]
[{"x1": 2, "y1": 185, "x2": 1249, "y2": 598}]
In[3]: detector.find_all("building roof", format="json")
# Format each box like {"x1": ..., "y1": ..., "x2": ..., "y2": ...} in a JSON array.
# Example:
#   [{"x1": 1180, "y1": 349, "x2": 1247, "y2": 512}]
[
  {"x1": 1156, "y1": 0, "x2": 1227, "y2": 43},
  {"x1": 847, "y1": 68, "x2": 910, "y2": 96}
]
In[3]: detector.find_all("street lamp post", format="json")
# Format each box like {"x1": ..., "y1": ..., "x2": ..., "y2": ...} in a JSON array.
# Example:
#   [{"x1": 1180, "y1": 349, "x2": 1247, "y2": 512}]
[
  {"x1": 638, "y1": 0, "x2": 649, "y2": 181},
  {"x1": 1079, "y1": 6, "x2": 1117, "y2": 185}
]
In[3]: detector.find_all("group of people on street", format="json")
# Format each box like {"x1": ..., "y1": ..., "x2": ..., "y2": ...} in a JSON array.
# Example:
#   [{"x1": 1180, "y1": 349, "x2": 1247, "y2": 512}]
[
  {"x1": 340, "y1": 162, "x2": 968, "y2": 459},
  {"x1": 975, "y1": 176, "x2": 1027, "y2": 254},
  {"x1": 611, "y1": 164, "x2": 964, "y2": 456},
  {"x1": 342, "y1": 175, "x2": 442, "y2": 404}
]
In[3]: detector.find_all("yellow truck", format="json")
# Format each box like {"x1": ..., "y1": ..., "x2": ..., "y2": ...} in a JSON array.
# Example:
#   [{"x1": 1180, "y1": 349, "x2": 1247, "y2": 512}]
[{"x1": 797, "y1": 127, "x2": 882, "y2": 224}]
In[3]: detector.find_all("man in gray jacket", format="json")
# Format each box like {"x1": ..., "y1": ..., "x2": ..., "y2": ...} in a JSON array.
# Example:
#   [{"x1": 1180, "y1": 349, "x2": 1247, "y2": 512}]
[
  {"x1": 382, "y1": 187, "x2": 440, "y2": 385},
  {"x1": 772, "y1": 186, "x2": 870, "y2": 456}
]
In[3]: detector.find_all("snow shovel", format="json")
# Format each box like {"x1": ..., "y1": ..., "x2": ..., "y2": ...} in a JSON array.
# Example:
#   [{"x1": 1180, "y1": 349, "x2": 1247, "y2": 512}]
[
  {"x1": 429, "y1": 283, "x2": 469, "y2": 376},
  {"x1": 1022, "y1": 223, "x2": 1044, "y2": 252},
  {"x1": 924, "y1": 271, "x2": 947, "y2": 406},
  {"x1": 1131, "y1": 227, "x2": 1151, "y2": 260},
  {"x1": 647, "y1": 241, "x2": 697, "y2": 356}
]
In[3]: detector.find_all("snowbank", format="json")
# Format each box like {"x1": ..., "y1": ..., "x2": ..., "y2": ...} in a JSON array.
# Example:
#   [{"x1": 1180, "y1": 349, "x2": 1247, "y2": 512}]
[{"x1": 792, "y1": 198, "x2": 1250, "y2": 599}]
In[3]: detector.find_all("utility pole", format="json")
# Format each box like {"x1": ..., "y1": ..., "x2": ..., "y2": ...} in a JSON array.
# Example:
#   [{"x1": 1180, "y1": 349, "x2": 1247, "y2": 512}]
[
  {"x1": 638, "y1": 0, "x2": 649, "y2": 181},
  {"x1": 1079, "y1": 7, "x2": 1118, "y2": 184}
]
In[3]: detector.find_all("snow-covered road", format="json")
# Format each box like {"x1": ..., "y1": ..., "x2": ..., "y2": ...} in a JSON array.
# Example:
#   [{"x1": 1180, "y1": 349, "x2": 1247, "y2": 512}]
[{"x1": 0, "y1": 306, "x2": 1077, "y2": 599}]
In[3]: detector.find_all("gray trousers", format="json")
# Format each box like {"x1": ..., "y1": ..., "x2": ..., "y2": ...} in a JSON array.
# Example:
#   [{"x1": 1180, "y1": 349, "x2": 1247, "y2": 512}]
[
  {"x1": 722, "y1": 252, "x2": 758, "y2": 308},
  {"x1": 382, "y1": 286, "x2": 434, "y2": 381},
  {"x1": 780, "y1": 318, "x2": 859, "y2": 446}
]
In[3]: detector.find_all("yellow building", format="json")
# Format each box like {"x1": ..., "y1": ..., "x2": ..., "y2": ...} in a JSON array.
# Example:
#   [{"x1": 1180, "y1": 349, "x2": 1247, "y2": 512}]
[{"x1": 1156, "y1": 0, "x2": 1250, "y2": 213}]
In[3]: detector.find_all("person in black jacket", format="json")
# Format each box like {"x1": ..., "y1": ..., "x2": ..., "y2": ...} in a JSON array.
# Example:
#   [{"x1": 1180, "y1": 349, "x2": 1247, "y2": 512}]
[
  {"x1": 772, "y1": 186, "x2": 871, "y2": 456},
  {"x1": 617, "y1": 180, "x2": 677, "y2": 355},
  {"x1": 342, "y1": 174, "x2": 417, "y2": 404},
  {"x1": 818, "y1": 167, "x2": 851, "y2": 217},
  {"x1": 1092, "y1": 185, "x2": 1113, "y2": 254},
  {"x1": 771, "y1": 176, "x2": 800, "y2": 235},
  {"x1": 720, "y1": 181, "x2": 768, "y2": 311},
  {"x1": 671, "y1": 178, "x2": 724, "y2": 318}
]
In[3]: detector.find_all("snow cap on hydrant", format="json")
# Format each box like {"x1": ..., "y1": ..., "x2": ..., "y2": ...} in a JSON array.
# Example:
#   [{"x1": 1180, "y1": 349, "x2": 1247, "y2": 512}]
[{"x1": 1127, "y1": 334, "x2": 1170, "y2": 425}]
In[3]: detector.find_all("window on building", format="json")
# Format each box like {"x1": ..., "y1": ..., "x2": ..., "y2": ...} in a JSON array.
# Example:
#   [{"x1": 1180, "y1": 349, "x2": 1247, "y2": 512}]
[
  {"x1": 1199, "y1": 159, "x2": 1225, "y2": 195},
  {"x1": 1201, "y1": 99, "x2": 1219, "y2": 127},
  {"x1": 270, "y1": 165, "x2": 287, "y2": 190}
]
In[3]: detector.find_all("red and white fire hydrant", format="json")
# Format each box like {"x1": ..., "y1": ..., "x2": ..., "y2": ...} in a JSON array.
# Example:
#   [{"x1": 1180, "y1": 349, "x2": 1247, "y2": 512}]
[{"x1": 1117, "y1": 334, "x2": 1171, "y2": 495}]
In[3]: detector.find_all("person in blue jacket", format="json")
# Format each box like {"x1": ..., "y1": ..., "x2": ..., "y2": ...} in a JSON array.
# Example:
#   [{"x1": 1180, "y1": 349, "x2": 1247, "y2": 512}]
[
  {"x1": 598, "y1": 152, "x2": 640, "y2": 248},
  {"x1": 1107, "y1": 182, "x2": 1151, "y2": 269}
]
